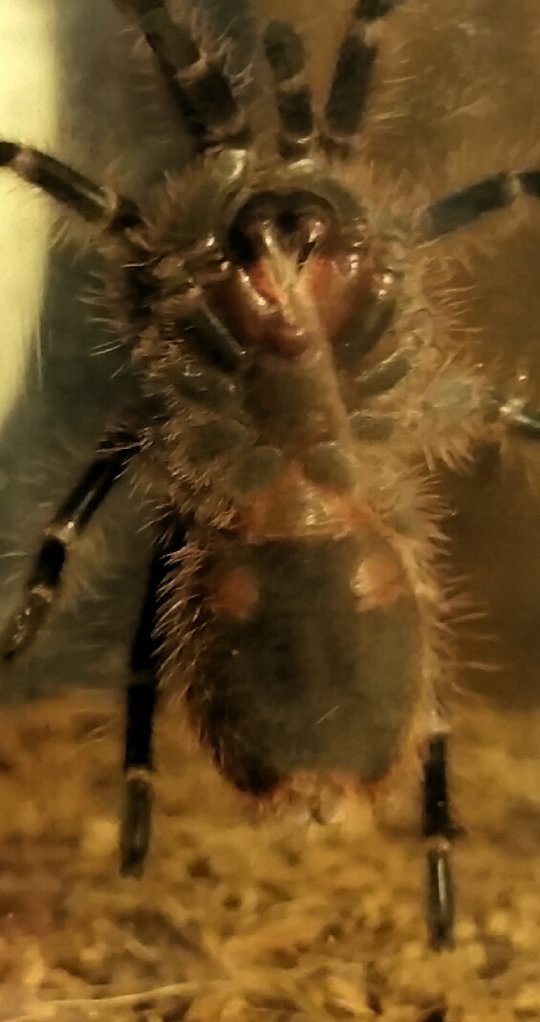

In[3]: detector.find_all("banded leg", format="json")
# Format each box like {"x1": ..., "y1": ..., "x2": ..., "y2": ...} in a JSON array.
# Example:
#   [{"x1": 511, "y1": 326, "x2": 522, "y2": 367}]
[
  {"x1": 263, "y1": 22, "x2": 315, "y2": 160},
  {"x1": 0, "y1": 428, "x2": 139, "y2": 661},
  {"x1": 120, "y1": 542, "x2": 174, "y2": 876},
  {"x1": 0, "y1": 142, "x2": 140, "y2": 231},
  {"x1": 322, "y1": 0, "x2": 402, "y2": 156},
  {"x1": 422, "y1": 718, "x2": 456, "y2": 949},
  {"x1": 423, "y1": 170, "x2": 540, "y2": 239},
  {"x1": 113, "y1": 0, "x2": 251, "y2": 151}
]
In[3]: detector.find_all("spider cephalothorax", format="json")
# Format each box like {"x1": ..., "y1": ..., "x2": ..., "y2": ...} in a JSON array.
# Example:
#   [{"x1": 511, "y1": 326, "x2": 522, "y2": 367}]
[{"x1": 2, "y1": 0, "x2": 540, "y2": 950}]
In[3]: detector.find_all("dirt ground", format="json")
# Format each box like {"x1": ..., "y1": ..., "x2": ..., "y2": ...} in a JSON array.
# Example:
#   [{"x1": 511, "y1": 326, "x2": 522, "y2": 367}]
[{"x1": 0, "y1": 687, "x2": 536, "y2": 1022}]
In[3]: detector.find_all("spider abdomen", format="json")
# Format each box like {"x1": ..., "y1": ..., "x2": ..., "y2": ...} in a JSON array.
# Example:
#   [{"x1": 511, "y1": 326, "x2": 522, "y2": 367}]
[{"x1": 180, "y1": 532, "x2": 422, "y2": 800}]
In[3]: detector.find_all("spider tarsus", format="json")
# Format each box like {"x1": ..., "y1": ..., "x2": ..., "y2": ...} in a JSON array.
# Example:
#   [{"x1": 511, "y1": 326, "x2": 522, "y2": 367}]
[
  {"x1": 422, "y1": 732, "x2": 456, "y2": 949},
  {"x1": 120, "y1": 547, "x2": 177, "y2": 878},
  {"x1": 119, "y1": 775, "x2": 153, "y2": 877},
  {"x1": 426, "y1": 845, "x2": 455, "y2": 950},
  {"x1": 0, "y1": 593, "x2": 51, "y2": 662}
]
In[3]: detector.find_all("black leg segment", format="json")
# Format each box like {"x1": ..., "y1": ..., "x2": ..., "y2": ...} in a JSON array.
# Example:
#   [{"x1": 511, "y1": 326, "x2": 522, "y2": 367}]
[
  {"x1": 424, "y1": 168, "x2": 540, "y2": 239},
  {"x1": 322, "y1": 0, "x2": 402, "y2": 156},
  {"x1": 148, "y1": 240, "x2": 248, "y2": 371},
  {"x1": 113, "y1": 0, "x2": 251, "y2": 152},
  {"x1": 263, "y1": 22, "x2": 315, "y2": 160},
  {"x1": 497, "y1": 396, "x2": 540, "y2": 439},
  {"x1": 120, "y1": 529, "x2": 186, "y2": 876},
  {"x1": 354, "y1": 350, "x2": 410, "y2": 398},
  {"x1": 179, "y1": 304, "x2": 248, "y2": 373},
  {"x1": 0, "y1": 141, "x2": 140, "y2": 231},
  {"x1": 0, "y1": 428, "x2": 139, "y2": 662},
  {"x1": 422, "y1": 728, "x2": 456, "y2": 949},
  {"x1": 120, "y1": 553, "x2": 162, "y2": 877}
]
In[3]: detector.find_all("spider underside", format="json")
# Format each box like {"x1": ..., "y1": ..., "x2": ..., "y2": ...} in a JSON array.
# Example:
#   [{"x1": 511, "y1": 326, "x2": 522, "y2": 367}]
[{"x1": 1, "y1": 0, "x2": 540, "y2": 951}]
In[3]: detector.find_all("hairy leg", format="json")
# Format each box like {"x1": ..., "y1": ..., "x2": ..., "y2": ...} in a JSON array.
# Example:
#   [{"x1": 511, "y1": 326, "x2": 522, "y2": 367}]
[
  {"x1": 0, "y1": 141, "x2": 140, "y2": 231},
  {"x1": 0, "y1": 427, "x2": 139, "y2": 661}
]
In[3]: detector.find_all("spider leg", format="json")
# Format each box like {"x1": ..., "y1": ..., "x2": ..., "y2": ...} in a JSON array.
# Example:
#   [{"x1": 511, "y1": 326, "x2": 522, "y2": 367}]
[
  {"x1": 173, "y1": 302, "x2": 247, "y2": 373},
  {"x1": 497, "y1": 398, "x2": 540, "y2": 439},
  {"x1": 423, "y1": 170, "x2": 540, "y2": 239},
  {"x1": 120, "y1": 531, "x2": 186, "y2": 876},
  {"x1": 113, "y1": 0, "x2": 251, "y2": 152},
  {"x1": 322, "y1": 0, "x2": 402, "y2": 157},
  {"x1": 422, "y1": 720, "x2": 457, "y2": 949},
  {"x1": 0, "y1": 142, "x2": 140, "y2": 231},
  {"x1": 0, "y1": 427, "x2": 139, "y2": 662},
  {"x1": 263, "y1": 21, "x2": 315, "y2": 160},
  {"x1": 353, "y1": 350, "x2": 410, "y2": 397}
]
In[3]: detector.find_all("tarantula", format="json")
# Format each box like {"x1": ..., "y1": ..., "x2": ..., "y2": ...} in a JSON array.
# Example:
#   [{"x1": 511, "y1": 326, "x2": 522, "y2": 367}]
[{"x1": 1, "y1": 0, "x2": 539, "y2": 950}]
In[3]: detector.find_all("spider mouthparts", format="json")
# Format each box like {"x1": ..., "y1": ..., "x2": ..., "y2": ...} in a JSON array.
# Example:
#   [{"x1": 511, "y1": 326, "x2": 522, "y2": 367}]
[{"x1": 227, "y1": 189, "x2": 334, "y2": 267}]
